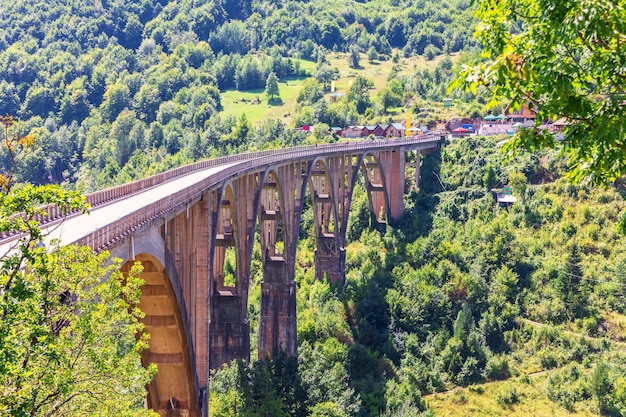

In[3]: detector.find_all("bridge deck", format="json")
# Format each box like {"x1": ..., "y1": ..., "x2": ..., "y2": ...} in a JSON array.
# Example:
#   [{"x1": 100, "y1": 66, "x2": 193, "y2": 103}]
[
  {"x1": 0, "y1": 136, "x2": 441, "y2": 255},
  {"x1": 45, "y1": 163, "x2": 238, "y2": 247}
]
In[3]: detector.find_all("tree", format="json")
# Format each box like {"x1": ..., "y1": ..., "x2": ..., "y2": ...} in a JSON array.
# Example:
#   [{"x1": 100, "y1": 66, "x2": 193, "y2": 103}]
[
  {"x1": 482, "y1": 164, "x2": 497, "y2": 189},
  {"x1": 347, "y1": 75, "x2": 373, "y2": 115},
  {"x1": 315, "y1": 64, "x2": 335, "y2": 91},
  {"x1": 590, "y1": 361, "x2": 614, "y2": 415},
  {"x1": 297, "y1": 79, "x2": 324, "y2": 105},
  {"x1": 377, "y1": 87, "x2": 401, "y2": 114},
  {"x1": 320, "y1": 22, "x2": 342, "y2": 50},
  {"x1": 507, "y1": 171, "x2": 527, "y2": 199},
  {"x1": 101, "y1": 82, "x2": 131, "y2": 121},
  {"x1": 235, "y1": 54, "x2": 264, "y2": 90},
  {"x1": 265, "y1": 71, "x2": 280, "y2": 101},
  {"x1": 367, "y1": 46, "x2": 378, "y2": 62},
  {"x1": 453, "y1": 0, "x2": 626, "y2": 188},
  {"x1": 348, "y1": 45, "x2": 361, "y2": 69},
  {"x1": 0, "y1": 116, "x2": 155, "y2": 416}
]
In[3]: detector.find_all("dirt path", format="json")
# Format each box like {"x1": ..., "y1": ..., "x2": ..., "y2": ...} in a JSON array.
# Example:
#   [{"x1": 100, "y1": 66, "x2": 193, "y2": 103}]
[{"x1": 520, "y1": 318, "x2": 626, "y2": 347}]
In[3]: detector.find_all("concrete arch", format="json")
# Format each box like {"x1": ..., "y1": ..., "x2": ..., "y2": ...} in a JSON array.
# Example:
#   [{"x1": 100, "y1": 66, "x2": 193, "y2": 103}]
[
  {"x1": 355, "y1": 150, "x2": 392, "y2": 224},
  {"x1": 256, "y1": 167, "x2": 287, "y2": 260},
  {"x1": 121, "y1": 253, "x2": 198, "y2": 417},
  {"x1": 306, "y1": 156, "x2": 340, "y2": 238}
]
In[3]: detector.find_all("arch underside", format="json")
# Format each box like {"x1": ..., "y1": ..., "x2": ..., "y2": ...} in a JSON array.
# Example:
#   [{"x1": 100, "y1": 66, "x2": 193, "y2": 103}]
[
  {"x1": 359, "y1": 152, "x2": 390, "y2": 225},
  {"x1": 257, "y1": 166, "x2": 299, "y2": 358},
  {"x1": 122, "y1": 254, "x2": 198, "y2": 417}
]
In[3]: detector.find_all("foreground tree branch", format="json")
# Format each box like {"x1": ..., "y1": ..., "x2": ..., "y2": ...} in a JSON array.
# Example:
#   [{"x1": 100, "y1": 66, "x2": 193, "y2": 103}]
[{"x1": 0, "y1": 116, "x2": 156, "y2": 416}]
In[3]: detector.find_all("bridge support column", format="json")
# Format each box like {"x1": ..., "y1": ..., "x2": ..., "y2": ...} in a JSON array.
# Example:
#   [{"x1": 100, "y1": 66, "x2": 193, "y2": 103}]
[
  {"x1": 379, "y1": 148, "x2": 405, "y2": 221},
  {"x1": 209, "y1": 294, "x2": 250, "y2": 367},
  {"x1": 313, "y1": 153, "x2": 360, "y2": 284},
  {"x1": 208, "y1": 174, "x2": 258, "y2": 370},
  {"x1": 259, "y1": 260, "x2": 297, "y2": 358},
  {"x1": 415, "y1": 149, "x2": 421, "y2": 190},
  {"x1": 314, "y1": 234, "x2": 346, "y2": 283}
]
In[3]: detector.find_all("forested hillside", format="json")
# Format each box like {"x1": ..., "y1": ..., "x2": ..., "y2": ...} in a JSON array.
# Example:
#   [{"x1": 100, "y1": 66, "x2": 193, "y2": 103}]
[
  {"x1": 0, "y1": 0, "x2": 477, "y2": 190},
  {"x1": 208, "y1": 137, "x2": 626, "y2": 417},
  {"x1": 7, "y1": 2, "x2": 626, "y2": 417}
]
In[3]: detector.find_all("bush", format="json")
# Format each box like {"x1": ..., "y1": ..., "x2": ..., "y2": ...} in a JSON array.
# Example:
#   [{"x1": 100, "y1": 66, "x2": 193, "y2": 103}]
[
  {"x1": 496, "y1": 386, "x2": 519, "y2": 407},
  {"x1": 539, "y1": 350, "x2": 559, "y2": 369},
  {"x1": 485, "y1": 355, "x2": 512, "y2": 381},
  {"x1": 468, "y1": 385, "x2": 485, "y2": 394}
]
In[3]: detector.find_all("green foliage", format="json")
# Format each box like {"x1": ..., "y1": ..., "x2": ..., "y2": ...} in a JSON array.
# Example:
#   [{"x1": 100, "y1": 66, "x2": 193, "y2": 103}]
[
  {"x1": 454, "y1": 0, "x2": 626, "y2": 188},
  {"x1": 348, "y1": 45, "x2": 361, "y2": 69},
  {"x1": 265, "y1": 72, "x2": 280, "y2": 101},
  {"x1": 495, "y1": 385, "x2": 519, "y2": 407},
  {"x1": 346, "y1": 75, "x2": 373, "y2": 115},
  {"x1": 0, "y1": 0, "x2": 482, "y2": 189},
  {"x1": 206, "y1": 134, "x2": 626, "y2": 414},
  {"x1": 0, "y1": 183, "x2": 154, "y2": 416}
]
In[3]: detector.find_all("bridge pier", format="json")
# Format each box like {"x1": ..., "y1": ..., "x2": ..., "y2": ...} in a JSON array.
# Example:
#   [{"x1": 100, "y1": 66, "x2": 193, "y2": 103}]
[
  {"x1": 378, "y1": 148, "x2": 406, "y2": 221},
  {"x1": 314, "y1": 235, "x2": 346, "y2": 283},
  {"x1": 209, "y1": 293, "x2": 250, "y2": 367},
  {"x1": 259, "y1": 259, "x2": 297, "y2": 358},
  {"x1": 208, "y1": 174, "x2": 257, "y2": 370}
]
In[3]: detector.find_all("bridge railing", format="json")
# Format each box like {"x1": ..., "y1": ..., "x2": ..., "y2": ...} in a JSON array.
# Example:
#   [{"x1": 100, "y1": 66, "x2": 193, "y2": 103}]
[
  {"x1": 73, "y1": 135, "x2": 441, "y2": 251},
  {"x1": 0, "y1": 145, "x2": 313, "y2": 240}
]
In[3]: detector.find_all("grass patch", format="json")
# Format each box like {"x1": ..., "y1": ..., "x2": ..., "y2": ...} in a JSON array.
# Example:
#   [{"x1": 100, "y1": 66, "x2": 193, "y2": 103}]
[
  {"x1": 218, "y1": 59, "x2": 318, "y2": 125},
  {"x1": 325, "y1": 51, "x2": 459, "y2": 98},
  {"x1": 426, "y1": 373, "x2": 598, "y2": 417},
  {"x1": 220, "y1": 76, "x2": 305, "y2": 124},
  {"x1": 218, "y1": 52, "x2": 460, "y2": 126}
]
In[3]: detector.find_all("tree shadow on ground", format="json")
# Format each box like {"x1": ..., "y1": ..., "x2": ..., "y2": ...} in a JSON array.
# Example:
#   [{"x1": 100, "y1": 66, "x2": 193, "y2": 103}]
[{"x1": 267, "y1": 97, "x2": 284, "y2": 106}]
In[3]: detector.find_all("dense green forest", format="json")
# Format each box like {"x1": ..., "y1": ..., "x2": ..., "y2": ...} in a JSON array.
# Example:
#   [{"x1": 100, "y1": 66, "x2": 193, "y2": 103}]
[
  {"x1": 5, "y1": 1, "x2": 626, "y2": 416},
  {"x1": 207, "y1": 137, "x2": 626, "y2": 416},
  {"x1": 0, "y1": 0, "x2": 478, "y2": 190}
]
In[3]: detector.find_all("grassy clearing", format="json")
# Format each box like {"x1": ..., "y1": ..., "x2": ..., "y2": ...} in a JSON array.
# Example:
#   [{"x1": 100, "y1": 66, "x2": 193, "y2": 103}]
[
  {"x1": 219, "y1": 77, "x2": 305, "y2": 124},
  {"x1": 218, "y1": 52, "x2": 459, "y2": 126},
  {"x1": 325, "y1": 51, "x2": 459, "y2": 97},
  {"x1": 426, "y1": 373, "x2": 597, "y2": 417},
  {"x1": 218, "y1": 59, "x2": 317, "y2": 125}
]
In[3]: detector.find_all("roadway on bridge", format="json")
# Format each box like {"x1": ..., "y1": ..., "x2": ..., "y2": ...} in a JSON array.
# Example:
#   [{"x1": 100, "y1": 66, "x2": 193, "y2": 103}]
[
  {"x1": 1, "y1": 136, "x2": 441, "y2": 256},
  {"x1": 47, "y1": 162, "x2": 240, "y2": 246},
  {"x1": 1, "y1": 162, "x2": 238, "y2": 256}
]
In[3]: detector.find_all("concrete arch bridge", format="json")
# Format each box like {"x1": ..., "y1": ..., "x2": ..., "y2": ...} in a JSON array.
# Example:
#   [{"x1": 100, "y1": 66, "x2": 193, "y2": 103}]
[{"x1": 0, "y1": 136, "x2": 441, "y2": 416}]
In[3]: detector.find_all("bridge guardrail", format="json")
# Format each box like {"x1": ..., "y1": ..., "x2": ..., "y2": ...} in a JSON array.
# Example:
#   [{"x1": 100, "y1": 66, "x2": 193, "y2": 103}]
[
  {"x1": 1, "y1": 135, "x2": 441, "y2": 247},
  {"x1": 73, "y1": 135, "x2": 441, "y2": 251}
]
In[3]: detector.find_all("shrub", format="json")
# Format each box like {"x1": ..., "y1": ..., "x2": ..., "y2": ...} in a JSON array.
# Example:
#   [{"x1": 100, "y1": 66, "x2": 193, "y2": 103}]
[
  {"x1": 496, "y1": 386, "x2": 519, "y2": 407},
  {"x1": 485, "y1": 355, "x2": 512, "y2": 381}
]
